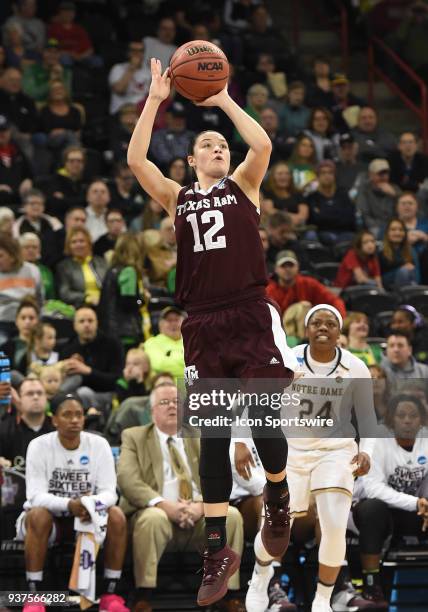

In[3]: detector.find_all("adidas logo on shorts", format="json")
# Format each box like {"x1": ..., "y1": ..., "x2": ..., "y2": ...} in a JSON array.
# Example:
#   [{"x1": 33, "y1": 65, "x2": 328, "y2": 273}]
[{"x1": 269, "y1": 357, "x2": 280, "y2": 365}]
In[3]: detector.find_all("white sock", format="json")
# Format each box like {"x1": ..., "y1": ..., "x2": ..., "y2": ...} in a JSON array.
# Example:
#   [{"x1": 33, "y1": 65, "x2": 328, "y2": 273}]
[
  {"x1": 254, "y1": 531, "x2": 274, "y2": 564},
  {"x1": 255, "y1": 560, "x2": 271, "y2": 575},
  {"x1": 26, "y1": 571, "x2": 43, "y2": 582},
  {"x1": 104, "y1": 569, "x2": 122, "y2": 579},
  {"x1": 316, "y1": 582, "x2": 334, "y2": 601}
]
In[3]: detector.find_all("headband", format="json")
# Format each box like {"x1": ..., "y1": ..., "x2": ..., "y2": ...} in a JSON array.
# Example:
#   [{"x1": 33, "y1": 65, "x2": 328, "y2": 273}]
[{"x1": 304, "y1": 304, "x2": 343, "y2": 330}]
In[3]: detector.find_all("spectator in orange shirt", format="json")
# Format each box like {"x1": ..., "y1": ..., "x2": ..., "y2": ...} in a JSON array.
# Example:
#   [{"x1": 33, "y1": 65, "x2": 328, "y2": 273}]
[{"x1": 266, "y1": 249, "x2": 346, "y2": 317}]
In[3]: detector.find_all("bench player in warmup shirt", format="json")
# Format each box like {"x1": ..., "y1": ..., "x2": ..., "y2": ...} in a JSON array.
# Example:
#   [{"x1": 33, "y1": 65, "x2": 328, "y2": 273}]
[
  {"x1": 128, "y1": 58, "x2": 298, "y2": 607},
  {"x1": 244, "y1": 305, "x2": 379, "y2": 612}
]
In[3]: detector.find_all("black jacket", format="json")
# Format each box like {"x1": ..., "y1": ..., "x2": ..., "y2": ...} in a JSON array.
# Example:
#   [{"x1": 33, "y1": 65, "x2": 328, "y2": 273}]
[
  {"x1": 0, "y1": 412, "x2": 54, "y2": 472},
  {"x1": 388, "y1": 150, "x2": 428, "y2": 193},
  {"x1": 60, "y1": 332, "x2": 124, "y2": 392},
  {"x1": 98, "y1": 266, "x2": 143, "y2": 343}
]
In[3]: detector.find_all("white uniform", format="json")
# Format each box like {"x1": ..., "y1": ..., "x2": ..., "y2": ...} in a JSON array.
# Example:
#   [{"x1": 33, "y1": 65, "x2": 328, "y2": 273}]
[
  {"x1": 287, "y1": 344, "x2": 377, "y2": 516},
  {"x1": 16, "y1": 431, "x2": 117, "y2": 543}
]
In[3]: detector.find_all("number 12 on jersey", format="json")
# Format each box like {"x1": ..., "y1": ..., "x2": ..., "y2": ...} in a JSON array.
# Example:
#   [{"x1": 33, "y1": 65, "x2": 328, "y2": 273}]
[{"x1": 187, "y1": 211, "x2": 227, "y2": 252}]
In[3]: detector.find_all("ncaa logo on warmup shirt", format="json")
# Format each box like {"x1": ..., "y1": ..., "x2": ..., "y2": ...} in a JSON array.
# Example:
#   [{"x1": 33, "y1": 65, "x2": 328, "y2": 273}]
[
  {"x1": 418, "y1": 456, "x2": 427, "y2": 465},
  {"x1": 80, "y1": 455, "x2": 89, "y2": 465},
  {"x1": 184, "y1": 365, "x2": 199, "y2": 385}
]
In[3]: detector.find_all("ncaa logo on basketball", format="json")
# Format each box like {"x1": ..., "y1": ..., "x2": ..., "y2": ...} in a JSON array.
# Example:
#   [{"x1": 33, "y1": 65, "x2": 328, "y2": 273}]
[
  {"x1": 198, "y1": 62, "x2": 223, "y2": 71},
  {"x1": 184, "y1": 365, "x2": 199, "y2": 385}
]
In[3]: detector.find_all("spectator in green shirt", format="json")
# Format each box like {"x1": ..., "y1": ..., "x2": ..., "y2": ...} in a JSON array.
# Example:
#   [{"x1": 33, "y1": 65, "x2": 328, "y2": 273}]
[
  {"x1": 342, "y1": 311, "x2": 383, "y2": 366},
  {"x1": 22, "y1": 38, "x2": 71, "y2": 102},
  {"x1": 143, "y1": 306, "x2": 185, "y2": 380},
  {"x1": 19, "y1": 232, "x2": 56, "y2": 300}
]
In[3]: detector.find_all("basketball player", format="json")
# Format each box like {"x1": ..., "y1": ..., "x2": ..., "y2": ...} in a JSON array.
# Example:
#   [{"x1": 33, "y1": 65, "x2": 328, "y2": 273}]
[
  {"x1": 127, "y1": 58, "x2": 298, "y2": 606},
  {"x1": 245, "y1": 305, "x2": 378, "y2": 612}
]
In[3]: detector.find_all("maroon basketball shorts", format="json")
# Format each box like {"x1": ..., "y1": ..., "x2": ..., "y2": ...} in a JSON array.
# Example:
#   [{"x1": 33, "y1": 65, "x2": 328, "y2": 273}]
[{"x1": 181, "y1": 297, "x2": 294, "y2": 382}]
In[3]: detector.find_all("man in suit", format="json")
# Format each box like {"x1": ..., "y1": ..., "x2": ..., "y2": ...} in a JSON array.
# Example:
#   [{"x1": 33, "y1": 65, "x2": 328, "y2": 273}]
[{"x1": 117, "y1": 383, "x2": 244, "y2": 612}]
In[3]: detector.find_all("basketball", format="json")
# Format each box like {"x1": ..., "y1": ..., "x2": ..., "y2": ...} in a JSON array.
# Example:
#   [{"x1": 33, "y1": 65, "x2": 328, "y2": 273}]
[{"x1": 169, "y1": 40, "x2": 229, "y2": 102}]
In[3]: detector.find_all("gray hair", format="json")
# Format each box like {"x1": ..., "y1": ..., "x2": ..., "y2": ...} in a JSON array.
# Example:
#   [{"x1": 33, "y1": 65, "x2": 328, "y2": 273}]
[{"x1": 19, "y1": 232, "x2": 41, "y2": 247}]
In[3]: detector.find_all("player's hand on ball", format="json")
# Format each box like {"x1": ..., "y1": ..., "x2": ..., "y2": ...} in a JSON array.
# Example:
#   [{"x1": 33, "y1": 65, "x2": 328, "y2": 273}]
[
  {"x1": 351, "y1": 452, "x2": 371, "y2": 477},
  {"x1": 195, "y1": 85, "x2": 229, "y2": 108},
  {"x1": 235, "y1": 442, "x2": 255, "y2": 481},
  {"x1": 149, "y1": 58, "x2": 171, "y2": 102}
]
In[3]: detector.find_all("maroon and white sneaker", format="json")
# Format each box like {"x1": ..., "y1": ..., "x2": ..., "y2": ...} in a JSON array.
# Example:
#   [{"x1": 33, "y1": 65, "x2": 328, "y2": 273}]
[
  {"x1": 267, "y1": 579, "x2": 297, "y2": 611},
  {"x1": 360, "y1": 585, "x2": 389, "y2": 609},
  {"x1": 261, "y1": 484, "x2": 291, "y2": 558},
  {"x1": 197, "y1": 544, "x2": 241, "y2": 607}
]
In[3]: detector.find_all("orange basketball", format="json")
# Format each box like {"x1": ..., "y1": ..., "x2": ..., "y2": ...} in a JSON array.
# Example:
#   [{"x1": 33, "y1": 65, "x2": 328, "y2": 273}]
[{"x1": 169, "y1": 40, "x2": 229, "y2": 102}]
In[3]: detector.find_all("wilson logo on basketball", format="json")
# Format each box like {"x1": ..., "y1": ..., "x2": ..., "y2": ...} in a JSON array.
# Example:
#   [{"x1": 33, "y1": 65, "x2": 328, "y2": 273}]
[
  {"x1": 198, "y1": 62, "x2": 223, "y2": 71},
  {"x1": 186, "y1": 45, "x2": 215, "y2": 56}
]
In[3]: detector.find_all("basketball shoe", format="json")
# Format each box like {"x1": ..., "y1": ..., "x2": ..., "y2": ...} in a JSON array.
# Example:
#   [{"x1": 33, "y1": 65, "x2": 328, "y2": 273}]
[
  {"x1": 197, "y1": 544, "x2": 240, "y2": 607},
  {"x1": 261, "y1": 484, "x2": 291, "y2": 557}
]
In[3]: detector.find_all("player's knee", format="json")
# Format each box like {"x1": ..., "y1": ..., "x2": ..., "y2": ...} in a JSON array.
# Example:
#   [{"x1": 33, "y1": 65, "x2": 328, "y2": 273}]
[
  {"x1": 25, "y1": 507, "x2": 53, "y2": 534},
  {"x1": 356, "y1": 498, "x2": 389, "y2": 525},
  {"x1": 107, "y1": 506, "x2": 127, "y2": 535}
]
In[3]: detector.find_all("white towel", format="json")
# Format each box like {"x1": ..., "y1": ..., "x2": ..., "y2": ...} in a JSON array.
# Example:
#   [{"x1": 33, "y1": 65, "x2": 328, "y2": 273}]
[{"x1": 69, "y1": 498, "x2": 108, "y2": 608}]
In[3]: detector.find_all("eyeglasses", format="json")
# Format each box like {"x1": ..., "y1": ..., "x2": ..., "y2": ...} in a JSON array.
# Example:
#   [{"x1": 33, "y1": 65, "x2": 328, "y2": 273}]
[{"x1": 157, "y1": 398, "x2": 179, "y2": 407}]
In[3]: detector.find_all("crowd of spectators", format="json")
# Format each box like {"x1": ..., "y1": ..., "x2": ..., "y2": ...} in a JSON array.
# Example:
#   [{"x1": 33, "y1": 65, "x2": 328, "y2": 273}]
[{"x1": 0, "y1": 0, "x2": 428, "y2": 611}]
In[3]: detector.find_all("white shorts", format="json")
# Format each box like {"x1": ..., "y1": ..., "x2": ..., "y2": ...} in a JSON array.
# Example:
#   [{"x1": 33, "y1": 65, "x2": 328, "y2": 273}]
[
  {"x1": 15, "y1": 511, "x2": 63, "y2": 547},
  {"x1": 287, "y1": 441, "x2": 357, "y2": 517}
]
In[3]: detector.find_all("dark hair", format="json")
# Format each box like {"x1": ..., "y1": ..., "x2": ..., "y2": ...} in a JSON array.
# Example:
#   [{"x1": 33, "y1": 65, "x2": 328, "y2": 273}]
[
  {"x1": 289, "y1": 134, "x2": 317, "y2": 166},
  {"x1": 16, "y1": 295, "x2": 40, "y2": 318},
  {"x1": 385, "y1": 393, "x2": 427, "y2": 430},
  {"x1": 308, "y1": 107, "x2": 333, "y2": 134},
  {"x1": 75, "y1": 303, "x2": 98, "y2": 316},
  {"x1": 65, "y1": 206, "x2": 86, "y2": 219},
  {"x1": 267, "y1": 211, "x2": 293, "y2": 229},
  {"x1": 113, "y1": 160, "x2": 130, "y2": 176},
  {"x1": 352, "y1": 229, "x2": 376, "y2": 261},
  {"x1": 50, "y1": 392, "x2": 83, "y2": 415},
  {"x1": 187, "y1": 130, "x2": 226, "y2": 156},
  {"x1": 106, "y1": 208, "x2": 124, "y2": 220},
  {"x1": 386, "y1": 330, "x2": 412, "y2": 345}
]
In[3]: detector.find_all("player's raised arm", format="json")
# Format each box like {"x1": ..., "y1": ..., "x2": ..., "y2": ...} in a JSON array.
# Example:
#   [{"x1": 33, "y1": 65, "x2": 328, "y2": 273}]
[
  {"x1": 196, "y1": 88, "x2": 272, "y2": 203},
  {"x1": 127, "y1": 58, "x2": 181, "y2": 216}
]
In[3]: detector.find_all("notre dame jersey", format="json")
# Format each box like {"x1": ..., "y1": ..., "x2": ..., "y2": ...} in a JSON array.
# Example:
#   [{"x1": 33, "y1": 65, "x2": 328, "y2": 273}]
[{"x1": 174, "y1": 176, "x2": 267, "y2": 312}]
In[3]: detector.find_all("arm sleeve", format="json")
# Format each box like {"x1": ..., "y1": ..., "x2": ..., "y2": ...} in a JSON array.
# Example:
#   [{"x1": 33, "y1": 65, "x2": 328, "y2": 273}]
[
  {"x1": 361, "y1": 442, "x2": 419, "y2": 512},
  {"x1": 93, "y1": 438, "x2": 118, "y2": 507},
  {"x1": 25, "y1": 440, "x2": 70, "y2": 514},
  {"x1": 56, "y1": 262, "x2": 84, "y2": 307},
  {"x1": 117, "y1": 430, "x2": 162, "y2": 509},
  {"x1": 351, "y1": 358, "x2": 381, "y2": 456},
  {"x1": 83, "y1": 340, "x2": 124, "y2": 391}
]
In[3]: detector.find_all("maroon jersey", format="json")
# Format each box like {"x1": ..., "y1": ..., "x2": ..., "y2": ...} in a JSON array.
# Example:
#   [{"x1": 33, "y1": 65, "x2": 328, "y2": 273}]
[{"x1": 174, "y1": 176, "x2": 268, "y2": 312}]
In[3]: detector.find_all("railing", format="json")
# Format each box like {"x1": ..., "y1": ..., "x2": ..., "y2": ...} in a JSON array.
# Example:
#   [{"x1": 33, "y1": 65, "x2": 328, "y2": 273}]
[
  {"x1": 368, "y1": 36, "x2": 428, "y2": 154},
  {"x1": 291, "y1": 0, "x2": 349, "y2": 72}
]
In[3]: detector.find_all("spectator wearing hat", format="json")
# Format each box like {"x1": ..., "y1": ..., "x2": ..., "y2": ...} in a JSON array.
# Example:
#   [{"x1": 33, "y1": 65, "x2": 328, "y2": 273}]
[
  {"x1": 2, "y1": 0, "x2": 46, "y2": 53},
  {"x1": 279, "y1": 81, "x2": 310, "y2": 138},
  {"x1": 327, "y1": 73, "x2": 365, "y2": 132},
  {"x1": 0, "y1": 114, "x2": 33, "y2": 206},
  {"x1": 47, "y1": 1, "x2": 100, "y2": 68},
  {"x1": 108, "y1": 41, "x2": 151, "y2": 115},
  {"x1": 149, "y1": 102, "x2": 194, "y2": 170},
  {"x1": 390, "y1": 305, "x2": 428, "y2": 365},
  {"x1": 266, "y1": 250, "x2": 346, "y2": 317},
  {"x1": 22, "y1": 37, "x2": 72, "y2": 102},
  {"x1": 303, "y1": 160, "x2": 357, "y2": 245},
  {"x1": 388, "y1": 131, "x2": 428, "y2": 193},
  {"x1": 16, "y1": 391, "x2": 129, "y2": 612},
  {"x1": 0, "y1": 66, "x2": 38, "y2": 162},
  {"x1": 142, "y1": 307, "x2": 185, "y2": 381},
  {"x1": 356, "y1": 158, "x2": 401, "y2": 237},
  {"x1": 335, "y1": 133, "x2": 366, "y2": 193},
  {"x1": 352, "y1": 106, "x2": 397, "y2": 163}
]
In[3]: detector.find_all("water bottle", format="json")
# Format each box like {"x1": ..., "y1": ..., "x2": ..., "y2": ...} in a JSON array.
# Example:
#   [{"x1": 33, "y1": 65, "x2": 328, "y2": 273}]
[{"x1": 0, "y1": 351, "x2": 11, "y2": 406}]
